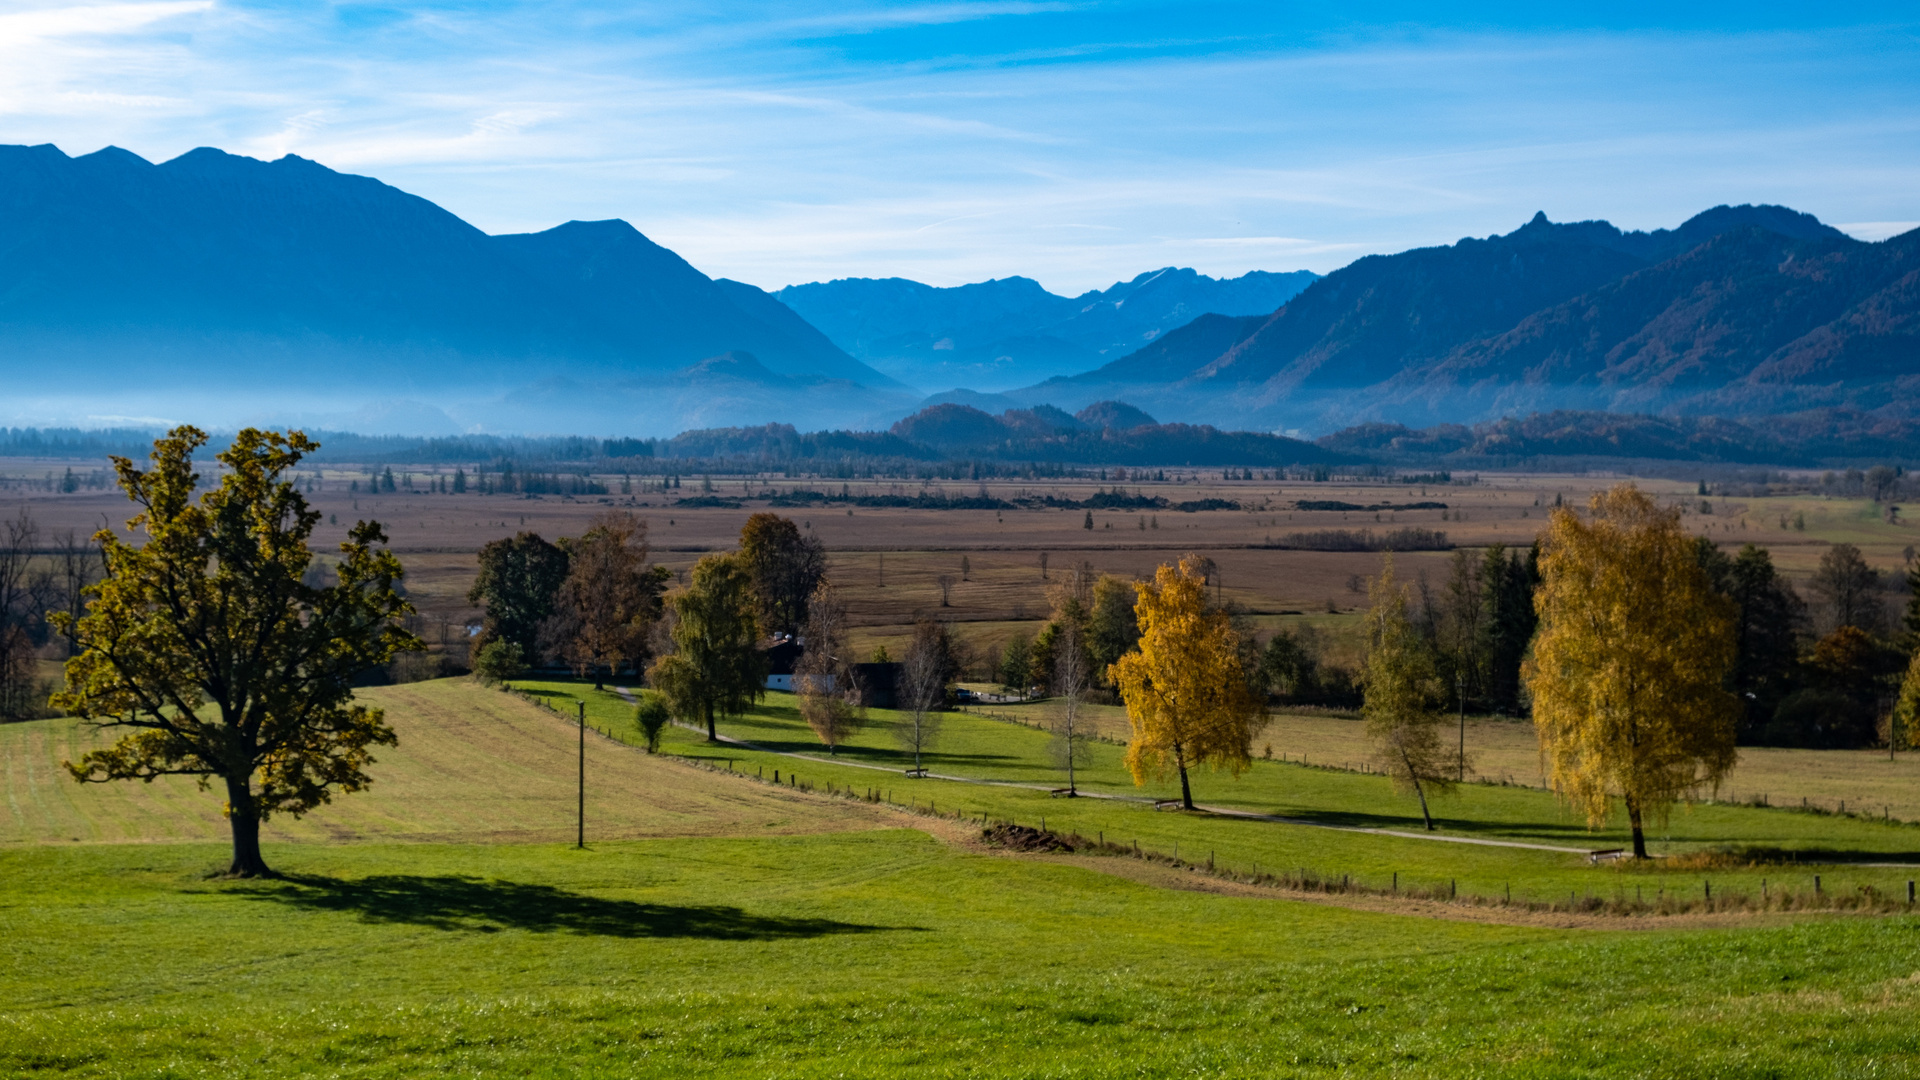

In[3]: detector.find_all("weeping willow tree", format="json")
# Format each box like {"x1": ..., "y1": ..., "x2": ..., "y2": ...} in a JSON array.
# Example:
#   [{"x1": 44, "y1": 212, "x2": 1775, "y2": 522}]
[{"x1": 1526, "y1": 484, "x2": 1739, "y2": 859}]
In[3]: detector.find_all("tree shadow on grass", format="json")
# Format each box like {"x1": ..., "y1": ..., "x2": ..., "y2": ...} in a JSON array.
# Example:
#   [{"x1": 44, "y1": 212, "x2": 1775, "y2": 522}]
[{"x1": 241, "y1": 874, "x2": 906, "y2": 940}]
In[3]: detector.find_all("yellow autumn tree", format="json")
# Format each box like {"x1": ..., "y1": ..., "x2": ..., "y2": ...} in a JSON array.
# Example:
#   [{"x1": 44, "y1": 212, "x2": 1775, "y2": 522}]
[
  {"x1": 1525, "y1": 484, "x2": 1739, "y2": 858},
  {"x1": 1890, "y1": 651, "x2": 1920, "y2": 756},
  {"x1": 1110, "y1": 555, "x2": 1266, "y2": 810},
  {"x1": 1362, "y1": 554, "x2": 1454, "y2": 831}
]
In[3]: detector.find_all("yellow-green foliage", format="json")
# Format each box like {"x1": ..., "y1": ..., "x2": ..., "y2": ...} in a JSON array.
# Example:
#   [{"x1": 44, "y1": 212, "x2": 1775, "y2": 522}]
[
  {"x1": 52, "y1": 427, "x2": 419, "y2": 877},
  {"x1": 1892, "y1": 651, "x2": 1920, "y2": 752},
  {"x1": 1526, "y1": 485, "x2": 1739, "y2": 853},
  {"x1": 1110, "y1": 555, "x2": 1265, "y2": 807},
  {"x1": 650, "y1": 552, "x2": 766, "y2": 739},
  {"x1": 1361, "y1": 556, "x2": 1453, "y2": 823}
]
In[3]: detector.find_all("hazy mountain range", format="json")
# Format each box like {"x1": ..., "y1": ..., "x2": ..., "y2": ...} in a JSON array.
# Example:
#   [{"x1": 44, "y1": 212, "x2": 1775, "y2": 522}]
[
  {"x1": 774, "y1": 268, "x2": 1317, "y2": 392},
  {"x1": 1004, "y1": 206, "x2": 1920, "y2": 433},
  {"x1": 0, "y1": 143, "x2": 918, "y2": 435},
  {"x1": 1, "y1": 141, "x2": 1914, "y2": 447}
]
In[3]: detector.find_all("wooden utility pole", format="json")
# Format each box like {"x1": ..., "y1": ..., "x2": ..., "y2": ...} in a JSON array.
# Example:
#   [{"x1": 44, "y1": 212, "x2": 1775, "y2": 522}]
[
  {"x1": 577, "y1": 699, "x2": 586, "y2": 849},
  {"x1": 1457, "y1": 673, "x2": 1466, "y2": 782}
]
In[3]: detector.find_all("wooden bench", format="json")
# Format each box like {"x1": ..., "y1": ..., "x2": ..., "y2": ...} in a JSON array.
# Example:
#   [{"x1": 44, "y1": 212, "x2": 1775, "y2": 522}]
[{"x1": 1588, "y1": 848, "x2": 1626, "y2": 864}]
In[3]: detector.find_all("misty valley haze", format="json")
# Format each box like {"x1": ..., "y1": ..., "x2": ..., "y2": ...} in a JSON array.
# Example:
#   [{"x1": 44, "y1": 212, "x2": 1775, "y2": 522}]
[{"x1": 0, "y1": 142, "x2": 1914, "y2": 448}]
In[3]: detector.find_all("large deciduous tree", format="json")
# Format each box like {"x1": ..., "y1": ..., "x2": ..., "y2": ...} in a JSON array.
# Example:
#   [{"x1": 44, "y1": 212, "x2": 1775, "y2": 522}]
[
  {"x1": 649, "y1": 552, "x2": 765, "y2": 741},
  {"x1": 739, "y1": 513, "x2": 827, "y2": 637},
  {"x1": 1525, "y1": 484, "x2": 1739, "y2": 859},
  {"x1": 1362, "y1": 555, "x2": 1454, "y2": 830},
  {"x1": 54, "y1": 428, "x2": 419, "y2": 878},
  {"x1": 1110, "y1": 555, "x2": 1266, "y2": 810},
  {"x1": 468, "y1": 532, "x2": 569, "y2": 659},
  {"x1": 1890, "y1": 651, "x2": 1920, "y2": 755},
  {"x1": 547, "y1": 511, "x2": 670, "y2": 689}
]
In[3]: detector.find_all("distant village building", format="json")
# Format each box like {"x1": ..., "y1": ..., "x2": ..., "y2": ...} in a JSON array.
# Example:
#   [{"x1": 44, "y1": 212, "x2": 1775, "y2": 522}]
[
  {"x1": 762, "y1": 636, "x2": 804, "y2": 692},
  {"x1": 758, "y1": 634, "x2": 899, "y2": 708}
]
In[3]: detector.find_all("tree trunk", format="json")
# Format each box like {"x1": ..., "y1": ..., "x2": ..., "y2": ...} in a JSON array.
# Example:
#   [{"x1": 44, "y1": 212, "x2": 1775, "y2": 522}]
[
  {"x1": 1411, "y1": 776, "x2": 1434, "y2": 831},
  {"x1": 1066, "y1": 726, "x2": 1076, "y2": 796},
  {"x1": 705, "y1": 701, "x2": 716, "y2": 741},
  {"x1": 224, "y1": 776, "x2": 273, "y2": 878},
  {"x1": 1176, "y1": 743, "x2": 1194, "y2": 810},
  {"x1": 1627, "y1": 795, "x2": 1648, "y2": 859},
  {"x1": 1399, "y1": 746, "x2": 1435, "y2": 831}
]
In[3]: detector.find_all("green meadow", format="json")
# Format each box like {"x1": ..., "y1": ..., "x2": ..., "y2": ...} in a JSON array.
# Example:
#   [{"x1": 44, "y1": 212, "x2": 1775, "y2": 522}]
[
  {"x1": 528, "y1": 680, "x2": 1920, "y2": 909},
  {"x1": 3, "y1": 677, "x2": 1918, "y2": 1077}
]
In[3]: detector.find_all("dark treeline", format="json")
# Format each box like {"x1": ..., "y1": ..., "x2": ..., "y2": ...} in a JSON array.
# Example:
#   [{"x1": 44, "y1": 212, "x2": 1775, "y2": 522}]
[
  {"x1": 1319, "y1": 410, "x2": 1920, "y2": 468},
  {"x1": 1703, "y1": 540, "x2": 1919, "y2": 749},
  {"x1": 0, "y1": 509, "x2": 103, "y2": 719},
  {"x1": 8, "y1": 410, "x2": 1920, "y2": 476},
  {"x1": 1265, "y1": 527, "x2": 1454, "y2": 552},
  {"x1": 1260, "y1": 533, "x2": 1920, "y2": 750}
]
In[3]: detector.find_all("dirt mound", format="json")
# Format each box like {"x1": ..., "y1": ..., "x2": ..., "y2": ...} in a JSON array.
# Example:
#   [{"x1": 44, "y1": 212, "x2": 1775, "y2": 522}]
[{"x1": 983, "y1": 823, "x2": 1074, "y2": 852}]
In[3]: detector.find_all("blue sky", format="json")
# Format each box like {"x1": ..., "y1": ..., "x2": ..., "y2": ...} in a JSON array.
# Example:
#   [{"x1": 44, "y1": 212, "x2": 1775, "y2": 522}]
[{"x1": 2, "y1": 1, "x2": 1917, "y2": 293}]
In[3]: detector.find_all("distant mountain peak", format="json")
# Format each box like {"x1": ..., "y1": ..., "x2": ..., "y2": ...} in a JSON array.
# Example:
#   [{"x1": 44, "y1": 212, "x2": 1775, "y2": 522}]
[
  {"x1": 1019, "y1": 202, "x2": 1902, "y2": 435},
  {"x1": 776, "y1": 265, "x2": 1319, "y2": 393}
]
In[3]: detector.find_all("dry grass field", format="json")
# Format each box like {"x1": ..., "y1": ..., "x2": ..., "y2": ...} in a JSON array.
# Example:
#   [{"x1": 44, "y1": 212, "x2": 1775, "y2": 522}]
[
  {"x1": 7, "y1": 456, "x2": 1912, "y2": 663},
  {"x1": 0, "y1": 680, "x2": 886, "y2": 845}
]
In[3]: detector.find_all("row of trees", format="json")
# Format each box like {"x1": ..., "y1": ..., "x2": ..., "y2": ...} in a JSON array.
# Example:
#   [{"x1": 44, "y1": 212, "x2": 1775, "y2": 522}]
[
  {"x1": 467, "y1": 510, "x2": 829, "y2": 689},
  {"x1": 1351, "y1": 484, "x2": 1920, "y2": 857}
]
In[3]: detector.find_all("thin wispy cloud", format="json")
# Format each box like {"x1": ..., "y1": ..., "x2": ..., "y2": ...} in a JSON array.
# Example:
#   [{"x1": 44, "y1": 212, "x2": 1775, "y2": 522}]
[{"x1": 0, "y1": 1, "x2": 1914, "y2": 291}]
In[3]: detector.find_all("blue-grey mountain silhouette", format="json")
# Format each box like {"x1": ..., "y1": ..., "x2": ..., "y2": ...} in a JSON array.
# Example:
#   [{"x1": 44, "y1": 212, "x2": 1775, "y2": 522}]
[
  {"x1": 0, "y1": 143, "x2": 910, "y2": 434},
  {"x1": 775, "y1": 267, "x2": 1319, "y2": 392},
  {"x1": 1009, "y1": 207, "x2": 1916, "y2": 434}
]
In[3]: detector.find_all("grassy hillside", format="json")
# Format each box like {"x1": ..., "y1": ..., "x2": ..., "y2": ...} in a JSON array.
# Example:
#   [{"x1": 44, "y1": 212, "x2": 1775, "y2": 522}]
[
  {"x1": 6, "y1": 835, "x2": 1920, "y2": 1078},
  {"x1": 6, "y1": 676, "x2": 1920, "y2": 1076},
  {"x1": 0, "y1": 680, "x2": 883, "y2": 846}
]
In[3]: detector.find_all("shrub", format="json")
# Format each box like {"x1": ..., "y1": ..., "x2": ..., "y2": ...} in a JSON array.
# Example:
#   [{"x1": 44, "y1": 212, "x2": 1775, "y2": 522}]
[
  {"x1": 634, "y1": 693, "x2": 671, "y2": 753},
  {"x1": 472, "y1": 640, "x2": 527, "y2": 686}
]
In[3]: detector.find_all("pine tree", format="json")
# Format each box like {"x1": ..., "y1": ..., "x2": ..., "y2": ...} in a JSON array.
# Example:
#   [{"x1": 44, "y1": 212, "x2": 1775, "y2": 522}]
[{"x1": 1479, "y1": 542, "x2": 1540, "y2": 714}]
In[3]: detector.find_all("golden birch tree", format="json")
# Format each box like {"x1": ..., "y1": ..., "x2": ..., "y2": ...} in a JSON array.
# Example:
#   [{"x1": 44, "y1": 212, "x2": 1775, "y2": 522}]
[
  {"x1": 1110, "y1": 555, "x2": 1265, "y2": 810},
  {"x1": 1526, "y1": 484, "x2": 1739, "y2": 858},
  {"x1": 1361, "y1": 555, "x2": 1454, "y2": 830}
]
